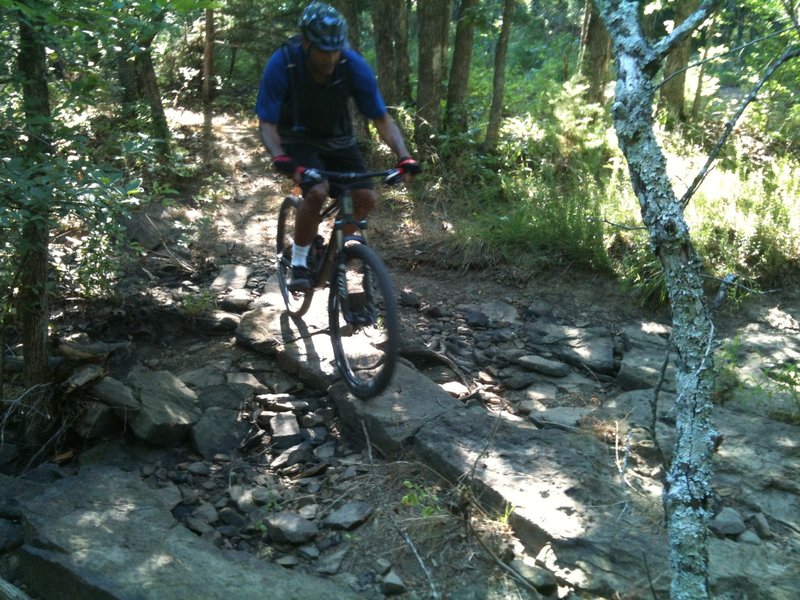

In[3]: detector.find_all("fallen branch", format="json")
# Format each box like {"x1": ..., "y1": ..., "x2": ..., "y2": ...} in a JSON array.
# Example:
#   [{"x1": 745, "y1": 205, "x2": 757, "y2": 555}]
[
  {"x1": 386, "y1": 511, "x2": 440, "y2": 600},
  {"x1": 466, "y1": 518, "x2": 541, "y2": 596},
  {"x1": 0, "y1": 575, "x2": 33, "y2": 600},
  {"x1": 399, "y1": 344, "x2": 473, "y2": 392},
  {"x1": 614, "y1": 422, "x2": 632, "y2": 521}
]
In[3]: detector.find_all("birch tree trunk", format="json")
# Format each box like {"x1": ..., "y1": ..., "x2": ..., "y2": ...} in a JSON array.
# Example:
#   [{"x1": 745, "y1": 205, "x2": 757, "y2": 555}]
[{"x1": 595, "y1": 1, "x2": 721, "y2": 598}]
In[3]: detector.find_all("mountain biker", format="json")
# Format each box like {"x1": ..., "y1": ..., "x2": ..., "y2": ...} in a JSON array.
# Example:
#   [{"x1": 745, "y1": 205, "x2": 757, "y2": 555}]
[{"x1": 255, "y1": 1, "x2": 420, "y2": 292}]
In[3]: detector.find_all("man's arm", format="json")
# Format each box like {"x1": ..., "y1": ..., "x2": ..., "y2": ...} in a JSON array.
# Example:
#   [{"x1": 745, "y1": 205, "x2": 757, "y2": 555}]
[
  {"x1": 371, "y1": 114, "x2": 411, "y2": 159},
  {"x1": 260, "y1": 121, "x2": 299, "y2": 179},
  {"x1": 260, "y1": 121, "x2": 285, "y2": 157}
]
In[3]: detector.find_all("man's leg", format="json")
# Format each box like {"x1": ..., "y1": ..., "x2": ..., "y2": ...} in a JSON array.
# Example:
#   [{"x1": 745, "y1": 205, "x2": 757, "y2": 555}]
[
  {"x1": 347, "y1": 188, "x2": 377, "y2": 236},
  {"x1": 289, "y1": 182, "x2": 328, "y2": 291}
]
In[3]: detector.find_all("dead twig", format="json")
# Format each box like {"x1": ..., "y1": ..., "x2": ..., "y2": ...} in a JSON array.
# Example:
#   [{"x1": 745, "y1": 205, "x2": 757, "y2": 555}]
[
  {"x1": 650, "y1": 340, "x2": 672, "y2": 474},
  {"x1": 466, "y1": 518, "x2": 540, "y2": 596},
  {"x1": 143, "y1": 214, "x2": 195, "y2": 272},
  {"x1": 614, "y1": 422, "x2": 632, "y2": 522},
  {"x1": 399, "y1": 344, "x2": 473, "y2": 392},
  {"x1": 0, "y1": 574, "x2": 33, "y2": 600},
  {"x1": 466, "y1": 402, "x2": 504, "y2": 484},
  {"x1": 386, "y1": 511, "x2": 440, "y2": 600},
  {"x1": 360, "y1": 418, "x2": 374, "y2": 465}
]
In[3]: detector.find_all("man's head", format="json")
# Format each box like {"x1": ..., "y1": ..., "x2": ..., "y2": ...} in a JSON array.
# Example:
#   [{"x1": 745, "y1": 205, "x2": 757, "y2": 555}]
[{"x1": 299, "y1": 2, "x2": 348, "y2": 52}]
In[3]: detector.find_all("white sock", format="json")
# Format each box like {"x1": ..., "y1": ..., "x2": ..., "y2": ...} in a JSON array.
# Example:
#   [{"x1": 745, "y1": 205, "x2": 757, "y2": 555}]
[{"x1": 292, "y1": 243, "x2": 310, "y2": 268}]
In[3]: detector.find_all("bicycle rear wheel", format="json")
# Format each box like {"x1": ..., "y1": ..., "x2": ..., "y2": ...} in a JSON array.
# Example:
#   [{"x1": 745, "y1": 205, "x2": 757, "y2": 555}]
[
  {"x1": 329, "y1": 243, "x2": 400, "y2": 398},
  {"x1": 276, "y1": 196, "x2": 314, "y2": 316}
]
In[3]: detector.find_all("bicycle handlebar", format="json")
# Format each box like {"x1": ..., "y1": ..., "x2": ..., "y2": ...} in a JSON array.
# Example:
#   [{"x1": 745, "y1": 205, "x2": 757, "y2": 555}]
[{"x1": 300, "y1": 168, "x2": 404, "y2": 187}]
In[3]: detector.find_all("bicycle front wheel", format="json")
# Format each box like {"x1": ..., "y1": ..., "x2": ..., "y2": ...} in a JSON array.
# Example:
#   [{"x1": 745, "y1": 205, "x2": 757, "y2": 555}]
[
  {"x1": 276, "y1": 196, "x2": 314, "y2": 316},
  {"x1": 329, "y1": 243, "x2": 400, "y2": 398}
]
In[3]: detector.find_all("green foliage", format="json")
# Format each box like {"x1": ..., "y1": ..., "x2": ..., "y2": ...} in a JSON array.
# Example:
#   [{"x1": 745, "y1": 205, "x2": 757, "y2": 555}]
[
  {"x1": 433, "y1": 76, "x2": 614, "y2": 273},
  {"x1": 401, "y1": 480, "x2": 444, "y2": 518},
  {"x1": 0, "y1": 0, "x2": 201, "y2": 305},
  {"x1": 0, "y1": 145, "x2": 142, "y2": 298},
  {"x1": 155, "y1": 0, "x2": 299, "y2": 110},
  {"x1": 612, "y1": 232, "x2": 669, "y2": 308},
  {"x1": 178, "y1": 289, "x2": 217, "y2": 318},
  {"x1": 714, "y1": 336, "x2": 800, "y2": 425}
]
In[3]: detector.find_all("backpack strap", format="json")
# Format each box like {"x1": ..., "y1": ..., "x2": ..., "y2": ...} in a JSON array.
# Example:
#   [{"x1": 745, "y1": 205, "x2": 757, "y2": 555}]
[{"x1": 282, "y1": 37, "x2": 304, "y2": 132}]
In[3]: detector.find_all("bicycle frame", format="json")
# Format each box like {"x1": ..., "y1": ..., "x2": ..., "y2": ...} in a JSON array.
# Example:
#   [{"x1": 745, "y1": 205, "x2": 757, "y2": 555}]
[{"x1": 303, "y1": 168, "x2": 401, "y2": 291}]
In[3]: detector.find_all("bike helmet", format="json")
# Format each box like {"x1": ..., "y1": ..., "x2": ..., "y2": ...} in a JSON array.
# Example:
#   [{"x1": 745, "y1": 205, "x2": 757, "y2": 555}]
[{"x1": 299, "y1": 2, "x2": 348, "y2": 51}]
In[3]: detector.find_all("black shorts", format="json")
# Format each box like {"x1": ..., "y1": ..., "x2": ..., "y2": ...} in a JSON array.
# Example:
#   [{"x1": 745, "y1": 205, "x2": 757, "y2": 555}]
[{"x1": 284, "y1": 143, "x2": 372, "y2": 194}]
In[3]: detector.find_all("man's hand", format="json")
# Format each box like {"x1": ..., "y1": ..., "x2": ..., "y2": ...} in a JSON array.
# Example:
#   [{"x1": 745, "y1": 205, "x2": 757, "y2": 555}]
[
  {"x1": 272, "y1": 155, "x2": 297, "y2": 177},
  {"x1": 397, "y1": 156, "x2": 421, "y2": 176}
]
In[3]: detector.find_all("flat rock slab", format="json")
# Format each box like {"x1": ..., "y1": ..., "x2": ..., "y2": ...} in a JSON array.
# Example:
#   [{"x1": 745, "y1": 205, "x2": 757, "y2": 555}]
[
  {"x1": 234, "y1": 286, "x2": 800, "y2": 598},
  {"x1": 13, "y1": 466, "x2": 363, "y2": 600},
  {"x1": 329, "y1": 362, "x2": 460, "y2": 455},
  {"x1": 237, "y1": 302, "x2": 334, "y2": 390},
  {"x1": 210, "y1": 264, "x2": 252, "y2": 292}
]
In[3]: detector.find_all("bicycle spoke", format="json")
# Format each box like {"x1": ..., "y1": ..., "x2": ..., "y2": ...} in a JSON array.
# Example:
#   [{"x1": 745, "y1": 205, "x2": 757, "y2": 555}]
[{"x1": 329, "y1": 244, "x2": 399, "y2": 398}]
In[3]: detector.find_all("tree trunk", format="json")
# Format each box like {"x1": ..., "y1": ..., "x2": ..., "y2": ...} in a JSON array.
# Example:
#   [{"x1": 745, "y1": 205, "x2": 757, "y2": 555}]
[
  {"x1": 17, "y1": 2, "x2": 55, "y2": 448},
  {"x1": 118, "y1": 16, "x2": 170, "y2": 158},
  {"x1": 335, "y1": 0, "x2": 362, "y2": 53},
  {"x1": 117, "y1": 52, "x2": 138, "y2": 120},
  {"x1": 659, "y1": 0, "x2": 701, "y2": 126},
  {"x1": 691, "y1": 17, "x2": 716, "y2": 120},
  {"x1": 578, "y1": 0, "x2": 611, "y2": 104},
  {"x1": 369, "y1": 0, "x2": 411, "y2": 106},
  {"x1": 482, "y1": 0, "x2": 515, "y2": 152},
  {"x1": 203, "y1": 9, "x2": 215, "y2": 109},
  {"x1": 334, "y1": 0, "x2": 369, "y2": 146},
  {"x1": 596, "y1": 1, "x2": 720, "y2": 598},
  {"x1": 415, "y1": 0, "x2": 451, "y2": 152},
  {"x1": 445, "y1": 0, "x2": 478, "y2": 130},
  {"x1": 371, "y1": 0, "x2": 400, "y2": 108},
  {"x1": 203, "y1": 8, "x2": 215, "y2": 164},
  {"x1": 135, "y1": 48, "x2": 171, "y2": 158},
  {"x1": 396, "y1": 0, "x2": 412, "y2": 103}
]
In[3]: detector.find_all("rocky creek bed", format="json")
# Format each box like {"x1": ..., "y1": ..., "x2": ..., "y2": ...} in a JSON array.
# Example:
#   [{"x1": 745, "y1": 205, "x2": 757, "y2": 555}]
[
  {"x1": 1, "y1": 112, "x2": 799, "y2": 599},
  {"x1": 1, "y1": 261, "x2": 799, "y2": 599}
]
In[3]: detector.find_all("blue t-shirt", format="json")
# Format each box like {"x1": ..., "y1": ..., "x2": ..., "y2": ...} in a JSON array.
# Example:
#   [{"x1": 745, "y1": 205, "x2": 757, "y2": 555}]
[{"x1": 255, "y1": 42, "x2": 387, "y2": 150}]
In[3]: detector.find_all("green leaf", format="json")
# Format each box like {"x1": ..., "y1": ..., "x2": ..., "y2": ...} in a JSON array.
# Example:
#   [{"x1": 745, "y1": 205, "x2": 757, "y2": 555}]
[{"x1": 125, "y1": 178, "x2": 143, "y2": 194}]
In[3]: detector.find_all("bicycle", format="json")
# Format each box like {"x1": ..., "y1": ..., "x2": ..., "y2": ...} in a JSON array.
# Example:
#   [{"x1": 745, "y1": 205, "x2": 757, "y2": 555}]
[{"x1": 275, "y1": 167, "x2": 403, "y2": 398}]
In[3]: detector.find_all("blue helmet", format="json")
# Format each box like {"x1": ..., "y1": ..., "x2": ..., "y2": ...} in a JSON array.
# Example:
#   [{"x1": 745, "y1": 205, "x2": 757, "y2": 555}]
[{"x1": 299, "y1": 2, "x2": 348, "y2": 51}]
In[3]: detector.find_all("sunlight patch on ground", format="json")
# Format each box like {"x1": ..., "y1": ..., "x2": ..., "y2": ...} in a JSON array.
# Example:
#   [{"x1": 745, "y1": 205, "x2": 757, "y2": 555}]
[{"x1": 165, "y1": 108, "x2": 240, "y2": 128}]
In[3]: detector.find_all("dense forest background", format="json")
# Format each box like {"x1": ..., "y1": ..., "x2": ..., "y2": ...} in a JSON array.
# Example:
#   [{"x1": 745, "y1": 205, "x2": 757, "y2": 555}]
[{"x1": 2, "y1": 0, "x2": 799, "y2": 453}]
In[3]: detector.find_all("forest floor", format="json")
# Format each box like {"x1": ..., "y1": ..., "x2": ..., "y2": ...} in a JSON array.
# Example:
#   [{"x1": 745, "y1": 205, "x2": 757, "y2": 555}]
[
  {"x1": 142, "y1": 110, "x2": 795, "y2": 598},
  {"x1": 6, "y1": 109, "x2": 798, "y2": 599}
]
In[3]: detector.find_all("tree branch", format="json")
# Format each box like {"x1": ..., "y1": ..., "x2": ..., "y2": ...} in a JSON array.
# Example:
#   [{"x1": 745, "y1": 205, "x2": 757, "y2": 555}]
[
  {"x1": 653, "y1": 0, "x2": 721, "y2": 58},
  {"x1": 657, "y1": 24, "x2": 796, "y2": 90},
  {"x1": 680, "y1": 44, "x2": 800, "y2": 207},
  {"x1": 784, "y1": 1, "x2": 800, "y2": 31}
]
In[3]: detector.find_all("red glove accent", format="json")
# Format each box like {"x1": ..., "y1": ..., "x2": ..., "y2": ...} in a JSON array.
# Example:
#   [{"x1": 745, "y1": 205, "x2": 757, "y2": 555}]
[
  {"x1": 272, "y1": 155, "x2": 296, "y2": 177},
  {"x1": 397, "y1": 156, "x2": 421, "y2": 175}
]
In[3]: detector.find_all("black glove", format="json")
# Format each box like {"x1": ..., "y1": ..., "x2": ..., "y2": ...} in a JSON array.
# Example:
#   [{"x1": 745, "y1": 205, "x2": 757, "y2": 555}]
[
  {"x1": 397, "y1": 156, "x2": 421, "y2": 176},
  {"x1": 272, "y1": 154, "x2": 296, "y2": 177}
]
